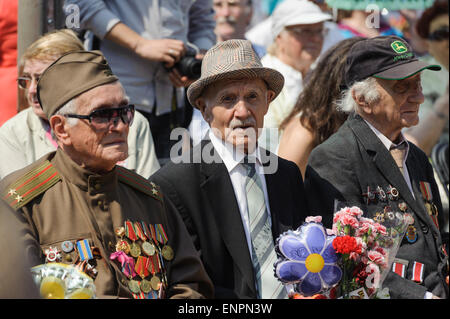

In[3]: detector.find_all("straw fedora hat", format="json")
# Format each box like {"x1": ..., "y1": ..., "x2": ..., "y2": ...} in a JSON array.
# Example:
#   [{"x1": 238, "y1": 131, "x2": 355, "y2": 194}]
[{"x1": 187, "y1": 39, "x2": 284, "y2": 107}]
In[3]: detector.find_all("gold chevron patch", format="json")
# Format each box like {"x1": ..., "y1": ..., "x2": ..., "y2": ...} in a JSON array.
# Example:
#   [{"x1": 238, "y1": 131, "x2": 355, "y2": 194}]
[{"x1": 2, "y1": 161, "x2": 61, "y2": 210}]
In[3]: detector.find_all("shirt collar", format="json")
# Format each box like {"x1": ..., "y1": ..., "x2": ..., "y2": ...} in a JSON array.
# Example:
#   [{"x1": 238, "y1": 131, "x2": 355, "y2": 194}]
[
  {"x1": 364, "y1": 119, "x2": 410, "y2": 156},
  {"x1": 208, "y1": 130, "x2": 263, "y2": 173}
]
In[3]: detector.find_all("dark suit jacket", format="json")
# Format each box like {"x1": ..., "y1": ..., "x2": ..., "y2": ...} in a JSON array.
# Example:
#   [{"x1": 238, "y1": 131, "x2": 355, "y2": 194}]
[
  {"x1": 150, "y1": 140, "x2": 308, "y2": 298},
  {"x1": 304, "y1": 113, "x2": 448, "y2": 299}
]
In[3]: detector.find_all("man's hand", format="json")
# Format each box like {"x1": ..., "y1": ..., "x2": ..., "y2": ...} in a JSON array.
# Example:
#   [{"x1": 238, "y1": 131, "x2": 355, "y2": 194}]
[
  {"x1": 135, "y1": 38, "x2": 186, "y2": 68},
  {"x1": 168, "y1": 52, "x2": 206, "y2": 88}
]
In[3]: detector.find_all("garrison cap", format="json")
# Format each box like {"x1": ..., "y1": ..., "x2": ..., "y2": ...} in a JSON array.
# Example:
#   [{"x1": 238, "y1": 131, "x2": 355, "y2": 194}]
[{"x1": 37, "y1": 50, "x2": 119, "y2": 118}]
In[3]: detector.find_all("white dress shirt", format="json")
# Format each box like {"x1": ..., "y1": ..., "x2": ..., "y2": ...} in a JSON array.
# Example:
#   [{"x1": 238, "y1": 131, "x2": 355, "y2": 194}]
[
  {"x1": 364, "y1": 120, "x2": 415, "y2": 197},
  {"x1": 208, "y1": 130, "x2": 272, "y2": 258}
]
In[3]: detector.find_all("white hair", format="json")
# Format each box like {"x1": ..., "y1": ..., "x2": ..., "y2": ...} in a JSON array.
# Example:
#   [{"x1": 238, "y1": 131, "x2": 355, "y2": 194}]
[
  {"x1": 336, "y1": 77, "x2": 380, "y2": 113},
  {"x1": 55, "y1": 98, "x2": 79, "y2": 126}
]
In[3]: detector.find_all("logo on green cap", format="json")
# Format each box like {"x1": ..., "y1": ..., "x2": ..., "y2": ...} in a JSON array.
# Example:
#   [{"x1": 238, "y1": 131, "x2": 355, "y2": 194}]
[{"x1": 391, "y1": 41, "x2": 408, "y2": 54}]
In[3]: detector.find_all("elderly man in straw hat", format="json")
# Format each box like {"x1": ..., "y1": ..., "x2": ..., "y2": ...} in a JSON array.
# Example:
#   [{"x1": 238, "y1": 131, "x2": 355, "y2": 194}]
[
  {"x1": 0, "y1": 50, "x2": 213, "y2": 299},
  {"x1": 151, "y1": 39, "x2": 308, "y2": 299}
]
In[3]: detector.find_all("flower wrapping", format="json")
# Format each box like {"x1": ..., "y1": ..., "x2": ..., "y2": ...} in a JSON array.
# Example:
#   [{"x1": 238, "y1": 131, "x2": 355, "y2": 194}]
[{"x1": 332, "y1": 206, "x2": 410, "y2": 298}]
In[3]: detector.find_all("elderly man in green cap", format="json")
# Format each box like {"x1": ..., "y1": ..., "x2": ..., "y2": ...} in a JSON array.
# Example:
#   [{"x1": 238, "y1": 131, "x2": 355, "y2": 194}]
[{"x1": 0, "y1": 50, "x2": 213, "y2": 299}]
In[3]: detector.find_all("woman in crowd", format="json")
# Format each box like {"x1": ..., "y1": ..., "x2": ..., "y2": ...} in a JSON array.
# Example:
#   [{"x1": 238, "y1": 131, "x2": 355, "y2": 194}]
[{"x1": 277, "y1": 37, "x2": 364, "y2": 177}]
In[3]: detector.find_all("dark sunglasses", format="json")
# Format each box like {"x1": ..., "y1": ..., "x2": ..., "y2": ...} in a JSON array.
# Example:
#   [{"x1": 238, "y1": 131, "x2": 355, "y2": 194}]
[
  {"x1": 64, "y1": 105, "x2": 135, "y2": 129},
  {"x1": 428, "y1": 26, "x2": 449, "y2": 41}
]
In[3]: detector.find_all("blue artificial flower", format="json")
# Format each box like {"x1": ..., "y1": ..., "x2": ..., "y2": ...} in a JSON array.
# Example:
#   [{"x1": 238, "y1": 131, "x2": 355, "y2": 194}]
[{"x1": 274, "y1": 222, "x2": 342, "y2": 296}]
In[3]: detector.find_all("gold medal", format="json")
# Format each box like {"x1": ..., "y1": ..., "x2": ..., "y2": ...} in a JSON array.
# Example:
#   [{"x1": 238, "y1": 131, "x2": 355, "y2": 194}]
[
  {"x1": 115, "y1": 226, "x2": 126, "y2": 238},
  {"x1": 130, "y1": 242, "x2": 141, "y2": 258},
  {"x1": 142, "y1": 241, "x2": 156, "y2": 256},
  {"x1": 140, "y1": 279, "x2": 152, "y2": 294},
  {"x1": 116, "y1": 240, "x2": 130, "y2": 254},
  {"x1": 150, "y1": 275, "x2": 161, "y2": 291},
  {"x1": 128, "y1": 279, "x2": 141, "y2": 294},
  {"x1": 161, "y1": 245, "x2": 174, "y2": 261}
]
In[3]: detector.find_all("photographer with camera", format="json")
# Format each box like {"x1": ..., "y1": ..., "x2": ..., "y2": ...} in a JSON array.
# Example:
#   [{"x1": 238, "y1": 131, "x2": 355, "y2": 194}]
[{"x1": 65, "y1": 0, "x2": 216, "y2": 164}]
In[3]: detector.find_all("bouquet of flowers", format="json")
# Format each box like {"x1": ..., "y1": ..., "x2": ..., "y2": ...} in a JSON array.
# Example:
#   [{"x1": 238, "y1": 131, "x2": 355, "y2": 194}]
[
  {"x1": 273, "y1": 206, "x2": 411, "y2": 299},
  {"x1": 331, "y1": 206, "x2": 412, "y2": 298}
]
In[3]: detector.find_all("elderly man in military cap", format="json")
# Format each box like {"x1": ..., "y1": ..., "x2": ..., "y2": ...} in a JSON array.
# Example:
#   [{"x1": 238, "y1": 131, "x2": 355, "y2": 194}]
[
  {"x1": 0, "y1": 50, "x2": 213, "y2": 299},
  {"x1": 151, "y1": 39, "x2": 308, "y2": 299},
  {"x1": 304, "y1": 36, "x2": 448, "y2": 299}
]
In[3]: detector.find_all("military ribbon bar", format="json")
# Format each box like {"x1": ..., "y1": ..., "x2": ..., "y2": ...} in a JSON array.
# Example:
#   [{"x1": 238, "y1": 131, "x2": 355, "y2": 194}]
[
  {"x1": 76, "y1": 239, "x2": 93, "y2": 261},
  {"x1": 392, "y1": 262, "x2": 406, "y2": 278},
  {"x1": 155, "y1": 224, "x2": 168, "y2": 244},
  {"x1": 411, "y1": 261, "x2": 424, "y2": 283},
  {"x1": 134, "y1": 222, "x2": 147, "y2": 242},
  {"x1": 125, "y1": 220, "x2": 138, "y2": 241},
  {"x1": 419, "y1": 181, "x2": 433, "y2": 201}
]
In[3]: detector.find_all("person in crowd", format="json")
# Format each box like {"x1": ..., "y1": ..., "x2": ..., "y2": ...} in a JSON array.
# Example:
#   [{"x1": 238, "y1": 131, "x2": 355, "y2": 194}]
[
  {"x1": 151, "y1": 40, "x2": 308, "y2": 299},
  {"x1": 258, "y1": 0, "x2": 331, "y2": 152},
  {"x1": 0, "y1": 29, "x2": 159, "y2": 180},
  {"x1": 65, "y1": 0, "x2": 216, "y2": 164},
  {"x1": 336, "y1": 9, "x2": 403, "y2": 39},
  {"x1": 278, "y1": 37, "x2": 364, "y2": 177},
  {"x1": 0, "y1": 50, "x2": 213, "y2": 299},
  {"x1": 304, "y1": 36, "x2": 448, "y2": 299},
  {"x1": 403, "y1": 0, "x2": 449, "y2": 155}
]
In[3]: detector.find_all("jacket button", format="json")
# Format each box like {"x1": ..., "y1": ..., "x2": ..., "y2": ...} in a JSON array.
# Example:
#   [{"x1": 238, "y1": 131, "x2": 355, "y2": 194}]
[{"x1": 94, "y1": 183, "x2": 101, "y2": 190}]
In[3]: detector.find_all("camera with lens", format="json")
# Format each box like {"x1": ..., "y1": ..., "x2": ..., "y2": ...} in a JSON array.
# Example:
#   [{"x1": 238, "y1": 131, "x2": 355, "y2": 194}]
[{"x1": 173, "y1": 48, "x2": 202, "y2": 80}]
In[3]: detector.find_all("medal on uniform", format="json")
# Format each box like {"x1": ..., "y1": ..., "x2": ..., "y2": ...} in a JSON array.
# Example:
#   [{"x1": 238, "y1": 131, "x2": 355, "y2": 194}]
[
  {"x1": 362, "y1": 186, "x2": 376, "y2": 205},
  {"x1": 135, "y1": 221, "x2": 156, "y2": 256},
  {"x1": 128, "y1": 279, "x2": 141, "y2": 294},
  {"x1": 376, "y1": 186, "x2": 387, "y2": 202},
  {"x1": 420, "y1": 181, "x2": 439, "y2": 229},
  {"x1": 76, "y1": 239, "x2": 93, "y2": 261},
  {"x1": 114, "y1": 226, "x2": 131, "y2": 254},
  {"x1": 125, "y1": 220, "x2": 141, "y2": 257},
  {"x1": 45, "y1": 246, "x2": 62, "y2": 263},
  {"x1": 374, "y1": 211, "x2": 385, "y2": 223},
  {"x1": 398, "y1": 202, "x2": 408, "y2": 212},
  {"x1": 150, "y1": 275, "x2": 161, "y2": 291},
  {"x1": 386, "y1": 185, "x2": 399, "y2": 201},
  {"x1": 406, "y1": 225, "x2": 417, "y2": 243},
  {"x1": 155, "y1": 224, "x2": 174, "y2": 261},
  {"x1": 135, "y1": 256, "x2": 151, "y2": 294}
]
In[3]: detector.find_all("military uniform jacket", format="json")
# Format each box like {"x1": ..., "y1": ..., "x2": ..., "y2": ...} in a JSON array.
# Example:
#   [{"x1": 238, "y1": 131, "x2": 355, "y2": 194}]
[
  {"x1": 0, "y1": 148, "x2": 213, "y2": 299},
  {"x1": 304, "y1": 113, "x2": 448, "y2": 299}
]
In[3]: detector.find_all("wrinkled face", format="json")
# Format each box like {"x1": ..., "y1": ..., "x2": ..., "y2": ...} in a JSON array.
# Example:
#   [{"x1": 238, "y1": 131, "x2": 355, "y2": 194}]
[
  {"x1": 22, "y1": 59, "x2": 54, "y2": 120},
  {"x1": 197, "y1": 78, "x2": 274, "y2": 153},
  {"x1": 275, "y1": 22, "x2": 325, "y2": 72},
  {"x1": 370, "y1": 74, "x2": 424, "y2": 138},
  {"x1": 213, "y1": 0, "x2": 252, "y2": 41},
  {"x1": 427, "y1": 14, "x2": 449, "y2": 70},
  {"x1": 63, "y1": 82, "x2": 130, "y2": 172}
]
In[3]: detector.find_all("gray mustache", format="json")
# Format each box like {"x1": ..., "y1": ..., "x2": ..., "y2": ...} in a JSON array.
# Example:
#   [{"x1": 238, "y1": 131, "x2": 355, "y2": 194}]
[
  {"x1": 216, "y1": 16, "x2": 237, "y2": 25},
  {"x1": 229, "y1": 117, "x2": 256, "y2": 130}
]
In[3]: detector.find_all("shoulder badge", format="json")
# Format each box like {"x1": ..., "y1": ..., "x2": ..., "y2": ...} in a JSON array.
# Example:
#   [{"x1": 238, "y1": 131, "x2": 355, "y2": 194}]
[
  {"x1": 116, "y1": 166, "x2": 162, "y2": 201},
  {"x1": 2, "y1": 160, "x2": 61, "y2": 210}
]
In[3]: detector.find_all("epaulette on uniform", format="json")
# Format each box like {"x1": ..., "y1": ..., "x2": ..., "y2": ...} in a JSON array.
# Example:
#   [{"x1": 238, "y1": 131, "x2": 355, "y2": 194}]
[
  {"x1": 116, "y1": 166, "x2": 162, "y2": 201},
  {"x1": 2, "y1": 160, "x2": 61, "y2": 210}
]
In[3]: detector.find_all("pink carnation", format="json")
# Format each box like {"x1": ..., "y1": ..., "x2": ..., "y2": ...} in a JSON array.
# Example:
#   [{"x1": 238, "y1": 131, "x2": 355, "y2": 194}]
[
  {"x1": 348, "y1": 206, "x2": 364, "y2": 218},
  {"x1": 368, "y1": 250, "x2": 387, "y2": 268},
  {"x1": 340, "y1": 214, "x2": 359, "y2": 228},
  {"x1": 373, "y1": 223, "x2": 387, "y2": 236}
]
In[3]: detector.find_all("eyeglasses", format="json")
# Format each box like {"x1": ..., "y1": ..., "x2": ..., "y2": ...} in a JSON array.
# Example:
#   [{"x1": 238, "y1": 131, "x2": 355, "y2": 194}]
[
  {"x1": 17, "y1": 75, "x2": 40, "y2": 89},
  {"x1": 428, "y1": 26, "x2": 449, "y2": 41},
  {"x1": 64, "y1": 105, "x2": 135, "y2": 130},
  {"x1": 286, "y1": 26, "x2": 328, "y2": 38}
]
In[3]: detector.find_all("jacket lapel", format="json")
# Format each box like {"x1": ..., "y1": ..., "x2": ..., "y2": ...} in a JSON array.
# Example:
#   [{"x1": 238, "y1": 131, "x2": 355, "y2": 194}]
[
  {"x1": 348, "y1": 114, "x2": 427, "y2": 224},
  {"x1": 198, "y1": 141, "x2": 256, "y2": 295}
]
